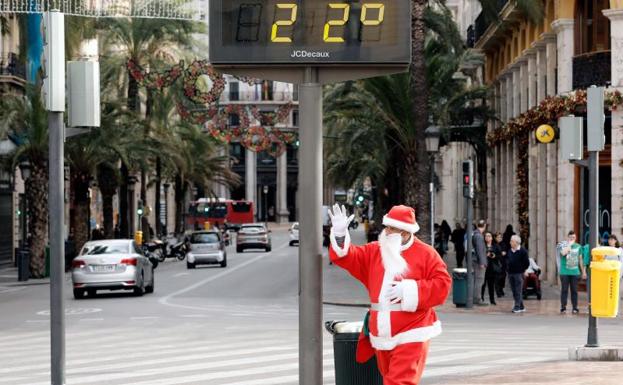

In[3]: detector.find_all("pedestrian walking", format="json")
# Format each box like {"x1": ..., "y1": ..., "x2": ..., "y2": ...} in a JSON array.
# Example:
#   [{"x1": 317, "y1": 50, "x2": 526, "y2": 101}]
[
  {"x1": 556, "y1": 231, "x2": 586, "y2": 314},
  {"x1": 507, "y1": 235, "x2": 530, "y2": 313},
  {"x1": 440, "y1": 220, "x2": 452, "y2": 255},
  {"x1": 481, "y1": 232, "x2": 502, "y2": 305},
  {"x1": 494, "y1": 231, "x2": 507, "y2": 297},
  {"x1": 451, "y1": 223, "x2": 466, "y2": 268},
  {"x1": 328, "y1": 204, "x2": 451, "y2": 385},
  {"x1": 472, "y1": 220, "x2": 488, "y2": 305}
]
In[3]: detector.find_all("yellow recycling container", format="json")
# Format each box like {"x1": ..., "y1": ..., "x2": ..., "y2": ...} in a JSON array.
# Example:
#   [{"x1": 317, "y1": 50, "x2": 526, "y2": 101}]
[
  {"x1": 590, "y1": 247, "x2": 621, "y2": 318},
  {"x1": 134, "y1": 230, "x2": 143, "y2": 246}
]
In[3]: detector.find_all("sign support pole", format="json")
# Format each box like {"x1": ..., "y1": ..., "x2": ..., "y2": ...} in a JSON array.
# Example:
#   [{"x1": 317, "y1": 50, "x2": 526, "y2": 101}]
[{"x1": 299, "y1": 67, "x2": 323, "y2": 385}]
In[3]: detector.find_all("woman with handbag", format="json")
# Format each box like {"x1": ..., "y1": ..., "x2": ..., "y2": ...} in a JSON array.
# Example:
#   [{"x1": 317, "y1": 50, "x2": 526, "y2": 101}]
[{"x1": 482, "y1": 232, "x2": 503, "y2": 305}]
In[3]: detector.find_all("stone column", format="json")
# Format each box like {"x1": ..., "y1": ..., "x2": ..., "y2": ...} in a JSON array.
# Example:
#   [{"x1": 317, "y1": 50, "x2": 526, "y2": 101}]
[
  {"x1": 534, "y1": 40, "x2": 547, "y2": 102},
  {"x1": 245, "y1": 149, "x2": 257, "y2": 218},
  {"x1": 276, "y1": 151, "x2": 290, "y2": 223},
  {"x1": 214, "y1": 146, "x2": 230, "y2": 199},
  {"x1": 506, "y1": 74, "x2": 513, "y2": 120},
  {"x1": 495, "y1": 145, "x2": 501, "y2": 231},
  {"x1": 552, "y1": 19, "x2": 574, "y2": 93},
  {"x1": 526, "y1": 49, "x2": 537, "y2": 108},
  {"x1": 519, "y1": 58, "x2": 529, "y2": 113},
  {"x1": 604, "y1": 9, "x2": 623, "y2": 87},
  {"x1": 540, "y1": 32, "x2": 558, "y2": 97},
  {"x1": 499, "y1": 74, "x2": 508, "y2": 122},
  {"x1": 546, "y1": 142, "x2": 559, "y2": 283},
  {"x1": 604, "y1": 8, "x2": 623, "y2": 236},
  {"x1": 512, "y1": 65, "x2": 521, "y2": 117},
  {"x1": 528, "y1": 135, "x2": 538, "y2": 256}
]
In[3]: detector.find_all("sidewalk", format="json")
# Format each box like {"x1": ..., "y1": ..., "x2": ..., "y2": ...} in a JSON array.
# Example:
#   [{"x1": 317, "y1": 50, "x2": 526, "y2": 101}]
[{"x1": 0, "y1": 266, "x2": 52, "y2": 287}]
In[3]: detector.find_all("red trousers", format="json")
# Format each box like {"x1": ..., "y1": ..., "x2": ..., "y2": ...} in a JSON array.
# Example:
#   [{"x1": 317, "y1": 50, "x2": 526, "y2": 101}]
[{"x1": 375, "y1": 341, "x2": 430, "y2": 385}]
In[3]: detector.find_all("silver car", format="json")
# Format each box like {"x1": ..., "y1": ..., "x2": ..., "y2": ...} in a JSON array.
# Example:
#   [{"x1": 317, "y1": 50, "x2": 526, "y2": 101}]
[
  {"x1": 236, "y1": 223, "x2": 272, "y2": 252},
  {"x1": 289, "y1": 222, "x2": 299, "y2": 246},
  {"x1": 71, "y1": 239, "x2": 155, "y2": 299},
  {"x1": 187, "y1": 231, "x2": 227, "y2": 268}
]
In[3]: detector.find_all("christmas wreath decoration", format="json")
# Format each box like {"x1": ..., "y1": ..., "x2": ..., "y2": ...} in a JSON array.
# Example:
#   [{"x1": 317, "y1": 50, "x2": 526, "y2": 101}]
[
  {"x1": 176, "y1": 103, "x2": 218, "y2": 126},
  {"x1": 486, "y1": 88, "x2": 623, "y2": 248},
  {"x1": 251, "y1": 103, "x2": 293, "y2": 126},
  {"x1": 183, "y1": 60, "x2": 225, "y2": 105},
  {"x1": 205, "y1": 105, "x2": 251, "y2": 144},
  {"x1": 127, "y1": 59, "x2": 184, "y2": 90},
  {"x1": 241, "y1": 126, "x2": 272, "y2": 152},
  {"x1": 266, "y1": 140, "x2": 287, "y2": 157}
]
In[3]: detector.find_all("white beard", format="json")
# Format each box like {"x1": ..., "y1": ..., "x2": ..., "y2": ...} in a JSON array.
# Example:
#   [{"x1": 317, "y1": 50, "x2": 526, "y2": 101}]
[{"x1": 378, "y1": 230, "x2": 408, "y2": 276}]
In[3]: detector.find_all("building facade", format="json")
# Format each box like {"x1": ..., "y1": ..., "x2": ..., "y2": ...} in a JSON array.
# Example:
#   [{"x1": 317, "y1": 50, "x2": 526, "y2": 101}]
[{"x1": 473, "y1": 0, "x2": 623, "y2": 282}]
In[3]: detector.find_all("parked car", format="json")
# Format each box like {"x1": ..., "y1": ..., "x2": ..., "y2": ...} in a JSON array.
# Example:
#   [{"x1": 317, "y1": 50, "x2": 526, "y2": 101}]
[
  {"x1": 289, "y1": 222, "x2": 299, "y2": 246},
  {"x1": 236, "y1": 223, "x2": 272, "y2": 252},
  {"x1": 187, "y1": 230, "x2": 227, "y2": 269},
  {"x1": 71, "y1": 239, "x2": 155, "y2": 299}
]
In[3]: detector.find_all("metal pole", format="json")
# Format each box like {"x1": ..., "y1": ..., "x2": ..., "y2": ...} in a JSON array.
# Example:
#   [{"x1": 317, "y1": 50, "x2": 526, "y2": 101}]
[
  {"x1": 465, "y1": 196, "x2": 473, "y2": 308},
  {"x1": 299, "y1": 67, "x2": 322, "y2": 385},
  {"x1": 430, "y1": 156, "x2": 434, "y2": 246},
  {"x1": 586, "y1": 150, "x2": 599, "y2": 347},
  {"x1": 49, "y1": 111, "x2": 65, "y2": 385}
]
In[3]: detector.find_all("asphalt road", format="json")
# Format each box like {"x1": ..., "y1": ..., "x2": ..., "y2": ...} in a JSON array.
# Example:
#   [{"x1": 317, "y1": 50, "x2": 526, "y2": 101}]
[{"x1": 2, "y1": 228, "x2": 623, "y2": 385}]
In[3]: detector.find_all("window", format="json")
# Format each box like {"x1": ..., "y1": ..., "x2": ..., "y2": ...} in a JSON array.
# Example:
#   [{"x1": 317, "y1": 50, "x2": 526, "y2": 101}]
[
  {"x1": 232, "y1": 202, "x2": 252, "y2": 213},
  {"x1": 292, "y1": 110, "x2": 299, "y2": 127},
  {"x1": 80, "y1": 242, "x2": 131, "y2": 255},
  {"x1": 229, "y1": 82, "x2": 239, "y2": 101},
  {"x1": 190, "y1": 233, "x2": 220, "y2": 244},
  {"x1": 229, "y1": 113, "x2": 240, "y2": 126}
]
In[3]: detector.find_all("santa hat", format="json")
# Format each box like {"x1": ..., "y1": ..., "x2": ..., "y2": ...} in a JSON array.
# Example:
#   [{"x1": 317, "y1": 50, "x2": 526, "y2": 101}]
[{"x1": 382, "y1": 205, "x2": 420, "y2": 233}]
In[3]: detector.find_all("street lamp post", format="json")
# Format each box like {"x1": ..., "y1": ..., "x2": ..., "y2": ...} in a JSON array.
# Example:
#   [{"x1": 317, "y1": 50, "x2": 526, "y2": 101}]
[
  {"x1": 163, "y1": 183, "x2": 170, "y2": 236},
  {"x1": 425, "y1": 123, "x2": 441, "y2": 246}
]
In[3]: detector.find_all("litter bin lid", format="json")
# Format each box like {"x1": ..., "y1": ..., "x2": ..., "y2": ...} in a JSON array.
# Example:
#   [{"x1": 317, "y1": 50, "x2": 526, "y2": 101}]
[
  {"x1": 452, "y1": 268, "x2": 467, "y2": 273},
  {"x1": 334, "y1": 321, "x2": 363, "y2": 334},
  {"x1": 592, "y1": 246, "x2": 621, "y2": 261}
]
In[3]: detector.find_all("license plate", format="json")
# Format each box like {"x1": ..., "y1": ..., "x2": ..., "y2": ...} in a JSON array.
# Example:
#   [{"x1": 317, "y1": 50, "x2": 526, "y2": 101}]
[{"x1": 92, "y1": 265, "x2": 115, "y2": 272}]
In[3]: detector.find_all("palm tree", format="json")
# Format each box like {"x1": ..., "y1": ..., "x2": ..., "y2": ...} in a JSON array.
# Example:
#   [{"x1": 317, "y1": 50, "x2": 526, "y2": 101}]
[
  {"x1": 0, "y1": 86, "x2": 48, "y2": 277},
  {"x1": 98, "y1": 15, "x2": 203, "y2": 237}
]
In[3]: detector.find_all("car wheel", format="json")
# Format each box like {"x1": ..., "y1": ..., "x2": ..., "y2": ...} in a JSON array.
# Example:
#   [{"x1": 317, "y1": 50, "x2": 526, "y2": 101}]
[
  {"x1": 145, "y1": 268, "x2": 155, "y2": 293},
  {"x1": 220, "y1": 256, "x2": 227, "y2": 268},
  {"x1": 289, "y1": 241, "x2": 294, "y2": 246},
  {"x1": 187, "y1": 262, "x2": 196, "y2": 269},
  {"x1": 266, "y1": 246, "x2": 272, "y2": 252},
  {"x1": 73, "y1": 289, "x2": 85, "y2": 300},
  {"x1": 87, "y1": 289, "x2": 97, "y2": 297},
  {"x1": 134, "y1": 272, "x2": 145, "y2": 296},
  {"x1": 536, "y1": 292, "x2": 542, "y2": 300},
  {"x1": 236, "y1": 246, "x2": 243, "y2": 253}
]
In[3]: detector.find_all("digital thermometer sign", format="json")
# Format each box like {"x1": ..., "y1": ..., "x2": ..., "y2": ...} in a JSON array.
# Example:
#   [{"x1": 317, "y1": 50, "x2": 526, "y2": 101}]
[{"x1": 209, "y1": 0, "x2": 411, "y2": 65}]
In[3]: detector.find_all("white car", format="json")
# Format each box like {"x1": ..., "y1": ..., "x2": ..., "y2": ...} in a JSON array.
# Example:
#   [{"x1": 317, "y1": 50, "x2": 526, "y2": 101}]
[
  {"x1": 289, "y1": 222, "x2": 299, "y2": 246},
  {"x1": 71, "y1": 239, "x2": 155, "y2": 299}
]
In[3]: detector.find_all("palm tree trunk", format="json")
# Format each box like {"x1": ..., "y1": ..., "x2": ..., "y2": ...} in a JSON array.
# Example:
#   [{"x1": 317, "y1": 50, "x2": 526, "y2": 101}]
[
  {"x1": 102, "y1": 192, "x2": 114, "y2": 239},
  {"x1": 71, "y1": 171, "x2": 91, "y2": 253},
  {"x1": 97, "y1": 164, "x2": 118, "y2": 239},
  {"x1": 27, "y1": 161, "x2": 48, "y2": 278},
  {"x1": 155, "y1": 157, "x2": 162, "y2": 237},
  {"x1": 408, "y1": 0, "x2": 431, "y2": 243}
]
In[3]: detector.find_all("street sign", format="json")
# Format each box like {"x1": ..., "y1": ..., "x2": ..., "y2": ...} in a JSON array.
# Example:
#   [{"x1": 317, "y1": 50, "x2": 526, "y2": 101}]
[{"x1": 209, "y1": 0, "x2": 411, "y2": 66}]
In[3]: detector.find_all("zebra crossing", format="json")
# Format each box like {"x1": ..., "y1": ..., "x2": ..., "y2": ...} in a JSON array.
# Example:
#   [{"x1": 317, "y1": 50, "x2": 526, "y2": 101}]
[{"x1": 0, "y1": 317, "x2": 607, "y2": 385}]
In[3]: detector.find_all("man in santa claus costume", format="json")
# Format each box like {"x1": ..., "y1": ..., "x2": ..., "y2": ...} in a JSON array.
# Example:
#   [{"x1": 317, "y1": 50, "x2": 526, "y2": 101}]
[{"x1": 328, "y1": 204, "x2": 451, "y2": 385}]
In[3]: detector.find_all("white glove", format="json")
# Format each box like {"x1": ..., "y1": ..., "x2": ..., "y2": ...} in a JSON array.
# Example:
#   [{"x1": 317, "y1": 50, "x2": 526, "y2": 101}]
[
  {"x1": 328, "y1": 204, "x2": 354, "y2": 237},
  {"x1": 386, "y1": 280, "x2": 405, "y2": 304}
]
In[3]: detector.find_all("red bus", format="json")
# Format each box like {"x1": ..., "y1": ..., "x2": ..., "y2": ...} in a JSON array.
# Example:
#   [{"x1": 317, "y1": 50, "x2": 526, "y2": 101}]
[{"x1": 187, "y1": 198, "x2": 254, "y2": 229}]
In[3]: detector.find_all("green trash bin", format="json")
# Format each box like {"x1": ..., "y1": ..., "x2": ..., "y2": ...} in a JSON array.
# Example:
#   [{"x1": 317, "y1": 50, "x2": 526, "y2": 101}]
[
  {"x1": 45, "y1": 245, "x2": 50, "y2": 278},
  {"x1": 452, "y1": 268, "x2": 467, "y2": 307},
  {"x1": 325, "y1": 321, "x2": 383, "y2": 385}
]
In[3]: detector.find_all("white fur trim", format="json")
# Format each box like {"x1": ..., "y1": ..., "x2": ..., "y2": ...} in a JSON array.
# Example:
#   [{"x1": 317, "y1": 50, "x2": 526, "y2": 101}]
[
  {"x1": 370, "y1": 321, "x2": 442, "y2": 350},
  {"x1": 329, "y1": 229, "x2": 351, "y2": 258},
  {"x1": 377, "y1": 311, "x2": 391, "y2": 338},
  {"x1": 383, "y1": 215, "x2": 420, "y2": 233},
  {"x1": 400, "y1": 279, "x2": 419, "y2": 312}
]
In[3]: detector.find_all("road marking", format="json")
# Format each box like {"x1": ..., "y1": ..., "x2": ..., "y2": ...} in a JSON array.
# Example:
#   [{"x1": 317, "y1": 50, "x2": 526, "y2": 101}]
[
  {"x1": 36, "y1": 307, "x2": 102, "y2": 316},
  {"x1": 130, "y1": 316, "x2": 159, "y2": 320},
  {"x1": 173, "y1": 272, "x2": 189, "y2": 277},
  {"x1": 159, "y1": 242, "x2": 288, "y2": 311},
  {"x1": 180, "y1": 314, "x2": 209, "y2": 318},
  {"x1": 25, "y1": 320, "x2": 48, "y2": 323},
  {"x1": 79, "y1": 318, "x2": 104, "y2": 322}
]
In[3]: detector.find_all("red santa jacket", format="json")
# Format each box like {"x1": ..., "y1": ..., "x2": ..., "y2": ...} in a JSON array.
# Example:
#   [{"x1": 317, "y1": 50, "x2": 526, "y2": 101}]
[{"x1": 330, "y1": 231, "x2": 451, "y2": 351}]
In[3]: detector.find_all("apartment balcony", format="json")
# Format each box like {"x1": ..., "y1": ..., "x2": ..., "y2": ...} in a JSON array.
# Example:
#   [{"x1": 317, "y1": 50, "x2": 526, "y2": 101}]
[
  {"x1": 222, "y1": 91, "x2": 299, "y2": 104},
  {"x1": 572, "y1": 51, "x2": 611, "y2": 90},
  {"x1": 0, "y1": 53, "x2": 26, "y2": 89},
  {"x1": 474, "y1": 0, "x2": 518, "y2": 49}
]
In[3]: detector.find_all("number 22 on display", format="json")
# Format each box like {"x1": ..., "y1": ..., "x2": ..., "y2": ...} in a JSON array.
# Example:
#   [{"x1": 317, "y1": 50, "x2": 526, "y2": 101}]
[{"x1": 270, "y1": 3, "x2": 385, "y2": 43}]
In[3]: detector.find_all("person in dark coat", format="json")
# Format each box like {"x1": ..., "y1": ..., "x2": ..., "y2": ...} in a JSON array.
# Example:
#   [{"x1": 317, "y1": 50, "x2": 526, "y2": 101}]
[
  {"x1": 440, "y1": 220, "x2": 452, "y2": 254},
  {"x1": 507, "y1": 234, "x2": 530, "y2": 313},
  {"x1": 451, "y1": 223, "x2": 466, "y2": 268},
  {"x1": 494, "y1": 232, "x2": 507, "y2": 297},
  {"x1": 481, "y1": 232, "x2": 502, "y2": 305}
]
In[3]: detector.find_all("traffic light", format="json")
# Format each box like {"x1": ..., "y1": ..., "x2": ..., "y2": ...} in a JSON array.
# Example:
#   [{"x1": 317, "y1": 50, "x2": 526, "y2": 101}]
[
  {"x1": 462, "y1": 160, "x2": 474, "y2": 199},
  {"x1": 137, "y1": 200, "x2": 144, "y2": 216}
]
